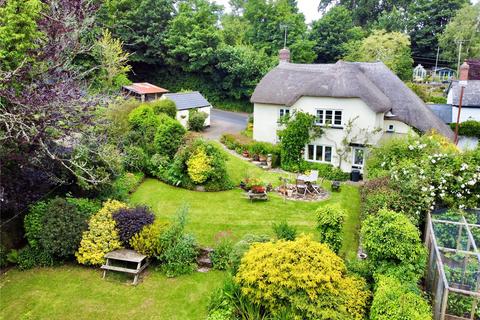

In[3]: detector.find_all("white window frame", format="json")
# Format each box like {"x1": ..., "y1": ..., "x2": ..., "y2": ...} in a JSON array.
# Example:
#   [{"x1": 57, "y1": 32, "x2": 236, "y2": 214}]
[
  {"x1": 387, "y1": 124, "x2": 395, "y2": 132},
  {"x1": 352, "y1": 147, "x2": 365, "y2": 168},
  {"x1": 305, "y1": 144, "x2": 333, "y2": 163},
  {"x1": 279, "y1": 107, "x2": 290, "y2": 118},
  {"x1": 315, "y1": 109, "x2": 343, "y2": 127}
]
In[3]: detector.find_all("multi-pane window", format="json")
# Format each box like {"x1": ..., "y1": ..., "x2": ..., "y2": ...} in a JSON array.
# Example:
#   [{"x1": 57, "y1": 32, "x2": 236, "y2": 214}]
[
  {"x1": 306, "y1": 144, "x2": 333, "y2": 163},
  {"x1": 279, "y1": 108, "x2": 290, "y2": 118},
  {"x1": 315, "y1": 109, "x2": 343, "y2": 127}
]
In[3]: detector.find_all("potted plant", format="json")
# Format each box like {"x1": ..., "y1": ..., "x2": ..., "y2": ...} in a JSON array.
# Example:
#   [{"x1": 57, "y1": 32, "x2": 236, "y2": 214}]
[
  {"x1": 242, "y1": 150, "x2": 250, "y2": 158},
  {"x1": 246, "y1": 177, "x2": 265, "y2": 193}
]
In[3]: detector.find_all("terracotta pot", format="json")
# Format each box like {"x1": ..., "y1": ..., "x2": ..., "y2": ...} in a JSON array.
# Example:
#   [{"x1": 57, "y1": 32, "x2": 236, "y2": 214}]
[
  {"x1": 251, "y1": 185, "x2": 265, "y2": 193},
  {"x1": 242, "y1": 151, "x2": 250, "y2": 158},
  {"x1": 259, "y1": 155, "x2": 267, "y2": 162}
]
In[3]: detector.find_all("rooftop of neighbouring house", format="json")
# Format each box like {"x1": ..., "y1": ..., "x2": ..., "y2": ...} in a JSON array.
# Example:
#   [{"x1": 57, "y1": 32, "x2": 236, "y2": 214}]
[
  {"x1": 163, "y1": 91, "x2": 211, "y2": 110},
  {"x1": 427, "y1": 104, "x2": 452, "y2": 123},
  {"x1": 449, "y1": 80, "x2": 480, "y2": 107},
  {"x1": 251, "y1": 60, "x2": 454, "y2": 139},
  {"x1": 123, "y1": 82, "x2": 169, "y2": 95}
]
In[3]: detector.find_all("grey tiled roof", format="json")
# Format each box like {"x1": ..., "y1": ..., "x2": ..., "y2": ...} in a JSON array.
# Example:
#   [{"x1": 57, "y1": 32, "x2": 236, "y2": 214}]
[
  {"x1": 163, "y1": 92, "x2": 211, "y2": 110},
  {"x1": 428, "y1": 104, "x2": 452, "y2": 124},
  {"x1": 450, "y1": 81, "x2": 480, "y2": 107},
  {"x1": 251, "y1": 61, "x2": 454, "y2": 139}
]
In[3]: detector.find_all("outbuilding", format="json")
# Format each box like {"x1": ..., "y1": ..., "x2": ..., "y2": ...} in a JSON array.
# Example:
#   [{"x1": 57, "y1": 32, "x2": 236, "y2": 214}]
[
  {"x1": 161, "y1": 92, "x2": 212, "y2": 127},
  {"x1": 122, "y1": 82, "x2": 169, "y2": 102}
]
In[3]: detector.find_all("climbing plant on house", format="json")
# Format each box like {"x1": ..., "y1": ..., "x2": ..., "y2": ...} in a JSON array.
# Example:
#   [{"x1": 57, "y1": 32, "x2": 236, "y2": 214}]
[{"x1": 278, "y1": 111, "x2": 323, "y2": 171}]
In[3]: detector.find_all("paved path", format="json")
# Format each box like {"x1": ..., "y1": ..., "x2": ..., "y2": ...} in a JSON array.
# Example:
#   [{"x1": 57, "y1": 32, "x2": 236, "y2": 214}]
[{"x1": 202, "y1": 108, "x2": 249, "y2": 140}]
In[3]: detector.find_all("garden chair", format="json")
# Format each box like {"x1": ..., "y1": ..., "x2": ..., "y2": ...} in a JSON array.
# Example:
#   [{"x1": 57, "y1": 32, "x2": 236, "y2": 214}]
[{"x1": 295, "y1": 179, "x2": 308, "y2": 198}]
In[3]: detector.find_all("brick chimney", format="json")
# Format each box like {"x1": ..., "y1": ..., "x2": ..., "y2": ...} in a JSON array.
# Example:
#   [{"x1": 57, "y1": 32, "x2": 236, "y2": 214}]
[
  {"x1": 279, "y1": 48, "x2": 290, "y2": 63},
  {"x1": 459, "y1": 60, "x2": 469, "y2": 81}
]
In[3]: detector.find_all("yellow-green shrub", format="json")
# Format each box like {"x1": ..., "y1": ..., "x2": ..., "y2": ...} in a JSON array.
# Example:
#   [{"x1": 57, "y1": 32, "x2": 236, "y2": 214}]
[
  {"x1": 235, "y1": 235, "x2": 370, "y2": 319},
  {"x1": 76, "y1": 200, "x2": 127, "y2": 265},
  {"x1": 129, "y1": 220, "x2": 169, "y2": 257},
  {"x1": 187, "y1": 146, "x2": 212, "y2": 184}
]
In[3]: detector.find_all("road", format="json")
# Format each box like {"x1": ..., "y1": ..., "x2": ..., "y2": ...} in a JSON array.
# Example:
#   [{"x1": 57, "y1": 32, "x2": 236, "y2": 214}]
[{"x1": 202, "y1": 108, "x2": 249, "y2": 140}]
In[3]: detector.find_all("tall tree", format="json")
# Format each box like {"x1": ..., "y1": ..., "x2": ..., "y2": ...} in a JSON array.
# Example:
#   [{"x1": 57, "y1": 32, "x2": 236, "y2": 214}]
[
  {"x1": 317, "y1": 0, "x2": 413, "y2": 26},
  {"x1": 98, "y1": 0, "x2": 175, "y2": 64},
  {"x1": 0, "y1": 0, "x2": 45, "y2": 73},
  {"x1": 163, "y1": 0, "x2": 222, "y2": 72},
  {"x1": 344, "y1": 30, "x2": 413, "y2": 80},
  {"x1": 310, "y1": 5, "x2": 365, "y2": 63},
  {"x1": 243, "y1": 0, "x2": 315, "y2": 62},
  {"x1": 373, "y1": 6, "x2": 408, "y2": 32},
  {"x1": 408, "y1": 0, "x2": 468, "y2": 62},
  {"x1": 438, "y1": 3, "x2": 480, "y2": 66}
]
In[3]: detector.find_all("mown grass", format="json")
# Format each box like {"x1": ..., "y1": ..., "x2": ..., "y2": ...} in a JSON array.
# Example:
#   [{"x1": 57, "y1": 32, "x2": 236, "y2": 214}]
[
  {"x1": 0, "y1": 144, "x2": 361, "y2": 320},
  {"x1": 0, "y1": 266, "x2": 225, "y2": 320},
  {"x1": 131, "y1": 147, "x2": 361, "y2": 259}
]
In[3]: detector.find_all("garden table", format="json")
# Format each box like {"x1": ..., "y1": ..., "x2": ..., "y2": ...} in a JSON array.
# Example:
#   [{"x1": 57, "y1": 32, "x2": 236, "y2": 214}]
[
  {"x1": 245, "y1": 190, "x2": 268, "y2": 202},
  {"x1": 101, "y1": 249, "x2": 149, "y2": 285}
]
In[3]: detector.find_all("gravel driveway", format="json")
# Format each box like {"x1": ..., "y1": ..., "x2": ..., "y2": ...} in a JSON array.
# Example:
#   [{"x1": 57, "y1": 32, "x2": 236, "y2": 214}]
[{"x1": 202, "y1": 108, "x2": 249, "y2": 140}]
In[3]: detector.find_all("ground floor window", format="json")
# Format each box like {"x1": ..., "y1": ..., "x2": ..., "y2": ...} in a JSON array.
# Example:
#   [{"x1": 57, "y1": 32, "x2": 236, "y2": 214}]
[
  {"x1": 306, "y1": 144, "x2": 333, "y2": 163},
  {"x1": 352, "y1": 147, "x2": 365, "y2": 168}
]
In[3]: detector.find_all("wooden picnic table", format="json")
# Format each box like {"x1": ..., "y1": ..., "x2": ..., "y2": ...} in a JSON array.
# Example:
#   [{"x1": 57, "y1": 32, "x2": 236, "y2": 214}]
[
  {"x1": 245, "y1": 190, "x2": 268, "y2": 202},
  {"x1": 101, "y1": 249, "x2": 149, "y2": 285}
]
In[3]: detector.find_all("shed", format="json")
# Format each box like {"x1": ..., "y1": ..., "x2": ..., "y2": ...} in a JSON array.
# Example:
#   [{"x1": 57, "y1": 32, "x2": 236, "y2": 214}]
[
  {"x1": 122, "y1": 82, "x2": 169, "y2": 102},
  {"x1": 447, "y1": 80, "x2": 480, "y2": 122},
  {"x1": 161, "y1": 92, "x2": 212, "y2": 128}
]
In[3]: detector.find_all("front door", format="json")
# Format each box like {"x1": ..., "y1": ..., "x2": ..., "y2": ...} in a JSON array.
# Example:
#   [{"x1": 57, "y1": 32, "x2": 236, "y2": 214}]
[{"x1": 352, "y1": 147, "x2": 365, "y2": 169}]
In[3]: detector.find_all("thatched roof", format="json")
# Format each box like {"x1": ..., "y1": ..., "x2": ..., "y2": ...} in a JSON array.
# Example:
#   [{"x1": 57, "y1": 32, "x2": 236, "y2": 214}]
[{"x1": 251, "y1": 61, "x2": 454, "y2": 139}]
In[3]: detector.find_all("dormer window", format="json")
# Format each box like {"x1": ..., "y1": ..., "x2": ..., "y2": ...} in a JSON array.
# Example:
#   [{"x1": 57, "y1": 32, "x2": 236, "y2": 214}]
[{"x1": 315, "y1": 109, "x2": 343, "y2": 127}]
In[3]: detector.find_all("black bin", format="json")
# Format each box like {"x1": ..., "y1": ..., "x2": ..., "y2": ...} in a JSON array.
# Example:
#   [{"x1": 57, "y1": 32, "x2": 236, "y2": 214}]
[{"x1": 351, "y1": 169, "x2": 360, "y2": 182}]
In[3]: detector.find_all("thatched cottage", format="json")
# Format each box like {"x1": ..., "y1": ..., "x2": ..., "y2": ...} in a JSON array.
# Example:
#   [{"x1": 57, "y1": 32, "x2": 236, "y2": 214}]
[{"x1": 250, "y1": 49, "x2": 453, "y2": 173}]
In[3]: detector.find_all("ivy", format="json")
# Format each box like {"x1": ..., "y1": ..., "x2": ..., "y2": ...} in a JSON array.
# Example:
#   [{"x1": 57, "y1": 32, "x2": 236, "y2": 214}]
[{"x1": 278, "y1": 111, "x2": 323, "y2": 171}]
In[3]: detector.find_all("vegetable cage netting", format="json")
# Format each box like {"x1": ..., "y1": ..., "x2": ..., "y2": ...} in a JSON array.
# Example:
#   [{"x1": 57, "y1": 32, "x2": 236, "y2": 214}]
[{"x1": 425, "y1": 209, "x2": 480, "y2": 320}]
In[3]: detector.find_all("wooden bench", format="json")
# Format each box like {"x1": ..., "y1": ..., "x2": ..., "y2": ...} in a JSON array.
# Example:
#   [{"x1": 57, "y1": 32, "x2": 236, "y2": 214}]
[
  {"x1": 101, "y1": 249, "x2": 149, "y2": 285},
  {"x1": 245, "y1": 191, "x2": 268, "y2": 202}
]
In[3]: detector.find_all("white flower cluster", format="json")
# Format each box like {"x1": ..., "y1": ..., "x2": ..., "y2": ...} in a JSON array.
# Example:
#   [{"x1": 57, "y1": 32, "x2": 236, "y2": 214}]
[{"x1": 408, "y1": 140, "x2": 427, "y2": 151}]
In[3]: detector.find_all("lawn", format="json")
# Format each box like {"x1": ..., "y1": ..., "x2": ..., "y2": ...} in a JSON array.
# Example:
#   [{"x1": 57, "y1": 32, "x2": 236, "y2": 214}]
[
  {"x1": 131, "y1": 146, "x2": 361, "y2": 259},
  {"x1": 0, "y1": 145, "x2": 361, "y2": 320},
  {"x1": 0, "y1": 266, "x2": 225, "y2": 320}
]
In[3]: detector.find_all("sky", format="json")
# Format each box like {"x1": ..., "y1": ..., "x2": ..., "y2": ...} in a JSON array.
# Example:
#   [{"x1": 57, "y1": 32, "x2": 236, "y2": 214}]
[{"x1": 214, "y1": 0, "x2": 322, "y2": 23}]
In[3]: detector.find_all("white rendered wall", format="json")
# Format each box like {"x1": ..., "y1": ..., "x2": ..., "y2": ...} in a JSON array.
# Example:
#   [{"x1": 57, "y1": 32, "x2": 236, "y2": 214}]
[
  {"x1": 252, "y1": 97, "x2": 417, "y2": 173},
  {"x1": 451, "y1": 107, "x2": 480, "y2": 122},
  {"x1": 176, "y1": 110, "x2": 189, "y2": 127}
]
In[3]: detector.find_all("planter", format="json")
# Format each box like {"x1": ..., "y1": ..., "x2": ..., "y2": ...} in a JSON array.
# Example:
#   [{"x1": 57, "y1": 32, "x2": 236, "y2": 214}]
[
  {"x1": 252, "y1": 154, "x2": 260, "y2": 161},
  {"x1": 259, "y1": 155, "x2": 267, "y2": 163},
  {"x1": 251, "y1": 185, "x2": 266, "y2": 193},
  {"x1": 242, "y1": 151, "x2": 250, "y2": 158}
]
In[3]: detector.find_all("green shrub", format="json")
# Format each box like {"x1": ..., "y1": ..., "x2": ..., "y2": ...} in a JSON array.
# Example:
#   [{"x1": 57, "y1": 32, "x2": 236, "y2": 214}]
[
  {"x1": 450, "y1": 120, "x2": 480, "y2": 138},
  {"x1": 104, "y1": 172, "x2": 145, "y2": 201},
  {"x1": 157, "y1": 206, "x2": 197, "y2": 277},
  {"x1": 229, "y1": 234, "x2": 270, "y2": 274},
  {"x1": 272, "y1": 221, "x2": 297, "y2": 241},
  {"x1": 148, "y1": 153, "x2": 171, "y2": 179},
  {"x1": 427, "y1": 96, "x2": 447, "y2": 104},
  {"x1": 188, "y1": 109, "x2": 208, "y2": 131},
  {"x1": 17, "y1": 246, "x2": 54, "y2": 270},
  {"x1": 6, "y1": 249, "x2": 19, "y2": 264},
  {"x1": 154, "y1": 113, "x2": 186, "y2": 158},
  {"x1": 38, "y1": 198, "x2": 89, "y2": 259},
  {"x1": 106, "y1": 98, "x2": 141, "y2": 143},
  {"x1": 24, "y1": 197, "x2": 99, "y2": 252},
  {"x1": 24, "y1": 200, "x2": 49, "y2": 249},
  {"x1": 278, "y1": 112, "x2": 323, "y2": 169},
  {"x1": 361, "y1": 184, "x2": 403, "y2": 220},
  {"x1": 361, "y1": 209, "x2": 427, "y2": 277},
  {"x1": 316, "y1": 204, "x2": 346, "y2": 253},
  {"x1": 76, "y1": 200, "x2": 127, "y2": 265},
  {"x1": 123, "y1": 145, "x2": 148, "y2": 172},
  {"x1": 127, "y1": 104, "x2": 161, "y2": 154},
  {"x1": 235, "y1": 236, "x2": 370, "y2": 319},
  {"x1": 305, "y1": 162, "x2": 350, "y2": 181},
  {"x1": 210, "y1": 235, "x2": 234, "y2": 271},
  {"x1": 166, "y1": 139, "x2": 233, "y2": 191},
  {"x1": 370, "y1": 275, "x2": 432, "y2": 320},
  {"x1": 130, "y1": 220, "x2": 169, "y2": 257},
  {"x1": 150, "y1": 99, "x2": 177, "y2": 118}
]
